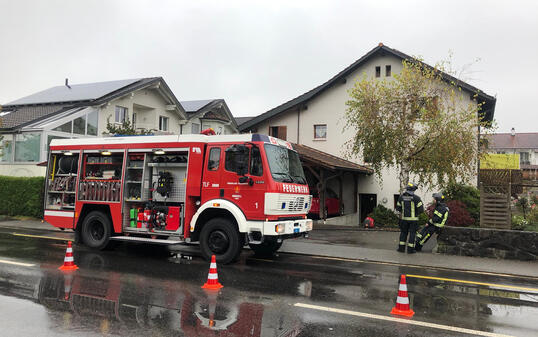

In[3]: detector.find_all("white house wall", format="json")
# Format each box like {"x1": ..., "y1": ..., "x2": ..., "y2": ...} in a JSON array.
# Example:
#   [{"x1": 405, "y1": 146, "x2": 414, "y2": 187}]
[{"x1": 98, "y1": 88, "x2": 182, "y2": 135}]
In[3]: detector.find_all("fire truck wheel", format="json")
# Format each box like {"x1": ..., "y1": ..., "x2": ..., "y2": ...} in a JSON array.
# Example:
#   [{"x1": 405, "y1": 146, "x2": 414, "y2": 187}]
[
  {"x1": 81, "y1": 211, "x2": 111, "y2": 250},
  {"x1": 249, "y1": 237, "x2": 283, "y2": 256},
  {"x1": 200, "y1": 218, "x2": 242, "y2": 264}
]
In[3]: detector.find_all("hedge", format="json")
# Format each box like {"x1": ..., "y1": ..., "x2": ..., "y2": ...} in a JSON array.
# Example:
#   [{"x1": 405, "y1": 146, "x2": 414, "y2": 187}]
[{"x1": 0, "y1": 175, "x2": 45, "y2": 218}]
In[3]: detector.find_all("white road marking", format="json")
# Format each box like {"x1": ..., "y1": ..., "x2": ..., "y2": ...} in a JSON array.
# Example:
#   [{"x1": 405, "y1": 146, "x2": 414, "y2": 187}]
[
  {"x1": 294, "y1": 303, "x2": 515, "y2": 337},
  {"x1": 0, "y1": 259, "x2": 35, "y2": 267}
]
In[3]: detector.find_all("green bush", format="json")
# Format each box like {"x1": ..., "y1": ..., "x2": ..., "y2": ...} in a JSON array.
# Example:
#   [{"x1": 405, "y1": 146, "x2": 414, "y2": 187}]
[
  {"x1": 443, "y1": 183, "x2": 480, "y2": 223},
  {"x1": 418, "y1": 212, "x2": 429, "y2": 227},
  {"x1": 0, "y1": 175, "x2": 44, "y2": 218},
  {"x1": 370, "y1": 205, "x2": 399, "y2": 227}
]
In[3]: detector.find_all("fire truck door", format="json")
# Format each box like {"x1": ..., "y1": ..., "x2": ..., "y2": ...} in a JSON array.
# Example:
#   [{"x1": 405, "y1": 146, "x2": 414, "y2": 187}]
[
  {"x1": 221, "y1": 145, "x2": 265, "y2": 220},
  {"x1": 202, "y1": 146, "x2": 223, "y2": 201}
]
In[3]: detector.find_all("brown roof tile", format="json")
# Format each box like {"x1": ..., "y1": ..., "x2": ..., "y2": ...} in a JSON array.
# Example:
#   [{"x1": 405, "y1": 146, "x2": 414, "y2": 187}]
[{"x1": 487, "y1": 133, "x2": 538, "y2": 149}]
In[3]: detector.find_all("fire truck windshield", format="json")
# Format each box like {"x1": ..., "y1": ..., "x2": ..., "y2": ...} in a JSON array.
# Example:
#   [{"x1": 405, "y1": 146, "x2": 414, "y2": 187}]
[{"x1": 264, "y1": 144, "x2": 307, "y2": 185}]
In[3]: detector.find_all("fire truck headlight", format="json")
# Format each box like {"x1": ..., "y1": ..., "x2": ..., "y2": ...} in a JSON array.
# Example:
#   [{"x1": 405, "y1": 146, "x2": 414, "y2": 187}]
[
  {"x1": 275, "y1": 223, "x2": 285, "y2": 233},
  {"x1": 306, "y1": 220, "x2": 313, "y2": 231}
]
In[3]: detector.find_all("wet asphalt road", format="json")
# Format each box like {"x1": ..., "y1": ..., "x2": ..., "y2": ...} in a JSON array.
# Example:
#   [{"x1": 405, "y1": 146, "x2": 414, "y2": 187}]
[{"x1": 0, "y1": 227, "x2": 537, "y2": 337}]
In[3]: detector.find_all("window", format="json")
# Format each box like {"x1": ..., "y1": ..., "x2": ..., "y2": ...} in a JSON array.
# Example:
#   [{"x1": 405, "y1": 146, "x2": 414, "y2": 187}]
[
  {"x1": 497, "y1": 151, "x2": 506, "y2": 154},
  {"x1": 225, "y1": 145, "x2": 249, "y2": 175},
  {"x1": 375, "y1": 66, "x2": 381, "y2": 78},
  {"x1": 192, "y1": 123, "x2": 200, "y2": 134},
  {"x1": 115, "y1": 106, "x2": 127, "y2": 124},
  {"x1": 87, "y1": 110, "x2": 98, "y2": 136},
  {"x1": 132, "y1": 112, "x2": 137, "y2": 129},
  {"x1": 73, "y1": 115, "x2": 86, "y2": 135},
  {"x1": 269, "y1": 126, "x2": 287, "y2": 140},
  {"x1": 217, "y1": 126, "x2": 223, "y2": 135},
  {"x1": 0, "y1": 135, "x2": 13, "y2": 162},
  {"x1": 53, "y1": 121, "x2": 72, "y2": 133},
  {"x1": 159, "y1": 116, "x2": 169, "y2": 131},
  {"x1": 314, "y1": 124, "x2": 327, "y2": 139},
  {"x1": 520, "y1": 152, "x2": 530, "y2": 165},
  {"x1": 250, "y1": 146, "x2": 263, "y2": 176},
  {"x1": 264, "y1": 144, "x2": 306, "y2": 184},
  {"x1": 385, "y1": 65, "x2": 391, "y2": 77},
  {"x1": 208, "y1": 147, "x2": 221, "y2": 171},
  {"x1": 15, "y1": 133, "x2": 41, "y2": 162}
]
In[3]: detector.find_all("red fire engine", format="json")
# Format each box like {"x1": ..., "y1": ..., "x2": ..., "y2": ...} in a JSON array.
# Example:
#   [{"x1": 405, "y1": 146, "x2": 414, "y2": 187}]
[{"x1": 44, "y1": 133, "x2": 312, "y2": 263}]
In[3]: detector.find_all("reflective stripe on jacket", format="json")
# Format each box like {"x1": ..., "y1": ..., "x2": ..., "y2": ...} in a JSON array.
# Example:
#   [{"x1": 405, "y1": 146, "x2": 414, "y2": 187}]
[
  {"x1": 429, "y1": 203, "x2": 449, "y2": 227},
  {"x1": 396, "y1": 191, "x2": 424, "y2": 221}
]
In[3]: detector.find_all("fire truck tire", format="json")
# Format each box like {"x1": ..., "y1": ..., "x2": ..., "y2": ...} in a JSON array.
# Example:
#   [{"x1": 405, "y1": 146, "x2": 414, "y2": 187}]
[
  {"x1": 81, "y1": 211, "x2": 112, "y2": 250},
  {"x1": 249, "y1": 237, "x2": 283, "y2": 256},
  {"x1": 200, "y1": 218, "x2": 242, "y2": 264}
]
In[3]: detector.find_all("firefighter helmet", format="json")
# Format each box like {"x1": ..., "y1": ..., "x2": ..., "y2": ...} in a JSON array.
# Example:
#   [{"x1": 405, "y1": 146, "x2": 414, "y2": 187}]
[
  {"x1": 406, "y1": 182, "x2": 418, "y2": 191},
  {"x1": 432, "y1": 193, "x2": 445, "y2": 202}
]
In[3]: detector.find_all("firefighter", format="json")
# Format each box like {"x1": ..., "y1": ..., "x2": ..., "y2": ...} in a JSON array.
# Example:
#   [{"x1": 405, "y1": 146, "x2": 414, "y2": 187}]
[
  {"x1": 415, "y1": 193, "x2": 449, "y2": 252},
  {"x1": 395, "y1": 182, "x2": 424, "y2": 254}
]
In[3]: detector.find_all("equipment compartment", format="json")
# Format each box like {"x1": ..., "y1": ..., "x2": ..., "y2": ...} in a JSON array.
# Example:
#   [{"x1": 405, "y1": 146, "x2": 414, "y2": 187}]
[{"x1": 45, "y1": 153, "x2": 79, "y2": 210}]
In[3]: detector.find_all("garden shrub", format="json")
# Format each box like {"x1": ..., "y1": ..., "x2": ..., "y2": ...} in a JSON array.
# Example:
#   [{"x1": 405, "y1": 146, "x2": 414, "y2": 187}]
[
  {"x1": 370, "y1": 205, "x2": 399, "y2": 227},
  {"x1": 443, "y1": 200, "x2": 474, "y2": 227},
  {"x1": 0, "y1": 175, "x2": 44, "y2": 218},
  {"x1": 443, "y1": 183, "x2": 480, "y2": 223}
]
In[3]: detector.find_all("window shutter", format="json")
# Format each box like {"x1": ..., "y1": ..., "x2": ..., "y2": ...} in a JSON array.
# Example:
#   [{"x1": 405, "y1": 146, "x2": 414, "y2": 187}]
[{"x1": 278, "y1": 126, "x2": 287, "y2": 140}]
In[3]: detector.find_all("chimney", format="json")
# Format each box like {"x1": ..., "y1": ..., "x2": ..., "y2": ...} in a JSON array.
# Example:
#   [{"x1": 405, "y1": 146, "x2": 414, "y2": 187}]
[
  {"x1": 511, "y1": 127, "x2": 515, "y2": 136},
  {"x1": 65, "y1": 78, "x2": 71, "y2": 89}
]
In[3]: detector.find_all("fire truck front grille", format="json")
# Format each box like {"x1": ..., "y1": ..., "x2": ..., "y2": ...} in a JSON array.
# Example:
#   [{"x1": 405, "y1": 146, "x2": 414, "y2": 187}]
[{"x1": 265, "y1": 193, "x2": 311, "y2": 215}]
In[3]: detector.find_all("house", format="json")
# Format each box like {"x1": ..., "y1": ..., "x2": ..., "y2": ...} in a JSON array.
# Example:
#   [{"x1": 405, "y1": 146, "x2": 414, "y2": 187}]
[
  {"x1": 487, "y1": 129, "x2": 538, "y2": 184},
  {"x1": 239, "y1": 43, "x2": 496, "y2": 221},
  {"x1": 180, "y1": 99, "x2": 238, "y2": 135},
  {"x1": 0, "y1": 77, "x2": 186, "y2": 176},
  {"x1": 0, "y1": 78, "x2": 238, "y2": 177}
]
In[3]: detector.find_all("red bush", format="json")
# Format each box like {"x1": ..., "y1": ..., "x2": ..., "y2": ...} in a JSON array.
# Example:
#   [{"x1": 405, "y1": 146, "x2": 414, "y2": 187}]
[{"x1": 426, "y1": 200, "x2": 474, "y2": 227}]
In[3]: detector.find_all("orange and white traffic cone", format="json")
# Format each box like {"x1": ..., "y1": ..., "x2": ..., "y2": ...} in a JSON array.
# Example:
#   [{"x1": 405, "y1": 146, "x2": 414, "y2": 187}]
[
  {"x1": 59, "y1": 241, "x2": 79, "y2": 271},
  {"x1": 390, "y1": 274, "x2": 414, "y2": 317},
  {"x1": 201, "y1": 255, "x2": 223, "y2": 290}
]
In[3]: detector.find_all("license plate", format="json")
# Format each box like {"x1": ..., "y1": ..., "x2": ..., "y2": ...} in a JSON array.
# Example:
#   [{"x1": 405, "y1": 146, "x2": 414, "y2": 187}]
[{"x1": 294, "y1": 228, "x2": 300, "y2": 233}]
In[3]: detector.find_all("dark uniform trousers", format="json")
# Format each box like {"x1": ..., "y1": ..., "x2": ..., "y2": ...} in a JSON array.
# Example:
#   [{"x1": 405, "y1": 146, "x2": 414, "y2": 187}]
[
  {"x1": 415, "y1": 224, "x2": 440, "y2": 250},
  {"x1": 399, "y1": 220, "x2": 418, "y2": 251}
]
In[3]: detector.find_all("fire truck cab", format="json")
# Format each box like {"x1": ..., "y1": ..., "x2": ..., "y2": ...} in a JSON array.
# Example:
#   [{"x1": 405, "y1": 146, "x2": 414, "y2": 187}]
[{"x1": 44, "y1": 133, "x2": 312, "y2": 263}]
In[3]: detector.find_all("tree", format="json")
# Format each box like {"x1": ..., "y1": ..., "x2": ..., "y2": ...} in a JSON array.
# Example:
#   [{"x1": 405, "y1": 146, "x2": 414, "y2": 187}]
[
  {"x1": 345, "y1": 58, "x2": 492, "y2": 191},
  {"x1": 105, "y1": 116, "x2": 153, "y2": 136}
]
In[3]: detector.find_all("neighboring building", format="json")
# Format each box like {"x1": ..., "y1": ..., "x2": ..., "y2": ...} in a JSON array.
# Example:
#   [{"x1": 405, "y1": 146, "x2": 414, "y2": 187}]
[
  {"x1": 487, "y1": 129, "x2": 538, "y2": 182},
  {"x1": 0, "y1": 77, "x2": 187, "y2": 176},
  {"x1": 235, "y1": 116, "x2": 255, "y2": 128},
  {"x1": 180, "y1": 99, "x2": 238, "y2": 135},
  {"x1": 239, "y1": 43, "x2": 496, "y2": 220}
]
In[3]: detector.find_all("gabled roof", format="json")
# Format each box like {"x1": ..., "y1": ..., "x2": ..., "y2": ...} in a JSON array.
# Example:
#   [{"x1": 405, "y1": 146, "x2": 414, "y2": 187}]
[
  {"x1": 1, "y1": 77, "x2": 186, "y2": 131},
  {"x1": 181, "y1": 99, "x2": 215, "y2": 114},
  {"x1": 239, "y1": 43, "x2": 496, "y2": 131},
  {"x1": 180, "y1": 99, "x2": 238, "y2": 130},
  {"x1": 6, "y1": 78, "x2": 141, "y2": 105},
  {"x1": 487, "y1": 133, "x2": 538, "y2": 149},
  {"x1": 292, "y1": 143, "x2": 372, "y2": 174}
]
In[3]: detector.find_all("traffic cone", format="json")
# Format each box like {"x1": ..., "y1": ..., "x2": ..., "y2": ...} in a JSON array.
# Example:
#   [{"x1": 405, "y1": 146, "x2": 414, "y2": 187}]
[
  {"x1": 59, "y1": 241, "x2": 79, "y2": 271},
  {"x1": 202, "y1": 255, "x2": 223, "y2": 290},
  {"x1": 390, "y1": 274, "x2": 414, "y2": 317}
]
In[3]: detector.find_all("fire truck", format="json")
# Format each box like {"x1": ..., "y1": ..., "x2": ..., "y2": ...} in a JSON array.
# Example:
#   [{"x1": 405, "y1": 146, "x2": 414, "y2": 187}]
[{"x1": 44, "y1": 133, "x2": 312, "y2": 263}]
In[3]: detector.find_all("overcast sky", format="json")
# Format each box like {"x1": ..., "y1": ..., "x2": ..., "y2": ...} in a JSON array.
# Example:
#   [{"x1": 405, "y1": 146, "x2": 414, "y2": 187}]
[{"x1": 0, "y1": 0, "x2": 536, "y2": 133}]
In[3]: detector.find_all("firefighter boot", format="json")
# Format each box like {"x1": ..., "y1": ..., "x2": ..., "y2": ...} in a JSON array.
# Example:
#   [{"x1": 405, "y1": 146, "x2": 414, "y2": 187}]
[
  {"x1": 397, "y1": 244, "x2": 406, "y2": 253},
  {"x1": 415, "y1": 243, "x2": 423, "y2": 252},
  {"x1": 407, "y1": 244, "x2": 416, "y2": 254}
]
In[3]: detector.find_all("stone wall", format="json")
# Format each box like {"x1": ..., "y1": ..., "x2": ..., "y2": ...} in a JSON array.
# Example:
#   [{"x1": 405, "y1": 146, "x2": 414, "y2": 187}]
[{"x1": 435, "y1": 226, "x2": 538, "y2": 261}]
